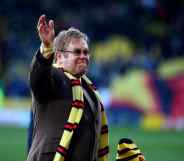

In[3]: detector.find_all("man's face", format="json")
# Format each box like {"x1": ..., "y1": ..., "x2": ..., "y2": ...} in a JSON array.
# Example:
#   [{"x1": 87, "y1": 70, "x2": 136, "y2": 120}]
[{"x1": 61, "y1": 38, "x2": 90, "y2": 76}]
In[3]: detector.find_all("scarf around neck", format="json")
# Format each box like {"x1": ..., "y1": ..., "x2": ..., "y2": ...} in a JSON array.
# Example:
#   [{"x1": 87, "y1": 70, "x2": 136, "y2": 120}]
[{"x1": 53, "y1": 69, "x2": 109, "y2": 161}]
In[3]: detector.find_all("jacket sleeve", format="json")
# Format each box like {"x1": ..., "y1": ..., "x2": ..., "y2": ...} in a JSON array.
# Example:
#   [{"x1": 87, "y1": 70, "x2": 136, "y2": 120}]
[{"x1": 29, "y1": 49, "x2": 55, "y2": 103}]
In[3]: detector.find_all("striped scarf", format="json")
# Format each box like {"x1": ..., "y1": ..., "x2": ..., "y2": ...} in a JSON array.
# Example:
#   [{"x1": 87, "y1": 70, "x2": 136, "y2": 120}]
[
  {"x1": 116, "y1": 138, "x2": 145, "y2": 161},
  {"x1": 53, "y1": 71, "x2": 109, "y2": 161}
]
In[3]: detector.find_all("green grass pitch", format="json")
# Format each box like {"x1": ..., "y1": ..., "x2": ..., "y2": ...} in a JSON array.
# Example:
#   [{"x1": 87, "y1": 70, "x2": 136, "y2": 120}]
[{"x1": 0, "y1": 125, "x2": 184, "y2": 161}]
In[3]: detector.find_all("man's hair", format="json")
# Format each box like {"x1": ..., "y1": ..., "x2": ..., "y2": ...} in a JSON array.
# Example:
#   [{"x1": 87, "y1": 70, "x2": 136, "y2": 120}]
[{"x1": 53, "y1": 27, "x2": 89, "y2": 51}]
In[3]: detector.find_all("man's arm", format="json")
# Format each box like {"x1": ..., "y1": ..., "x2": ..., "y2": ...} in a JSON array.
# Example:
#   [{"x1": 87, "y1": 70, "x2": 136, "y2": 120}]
[
  {"x1": 29, "y1": 49, "x2": 54, "y2": 102},
  {"x1": 29, "y1": 15, "x2": 55, "y2": 102}
]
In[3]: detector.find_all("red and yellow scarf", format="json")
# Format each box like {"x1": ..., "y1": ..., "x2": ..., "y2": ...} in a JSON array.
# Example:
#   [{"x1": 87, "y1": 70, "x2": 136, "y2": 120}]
[{"x1": 53, "y1": 70, "x2": 109, "y2": 161}]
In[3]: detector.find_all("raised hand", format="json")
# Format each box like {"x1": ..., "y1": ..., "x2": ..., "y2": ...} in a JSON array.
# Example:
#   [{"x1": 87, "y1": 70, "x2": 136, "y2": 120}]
[{"x1": 37, "y1": 14, "x2": 55, "y2": 47}]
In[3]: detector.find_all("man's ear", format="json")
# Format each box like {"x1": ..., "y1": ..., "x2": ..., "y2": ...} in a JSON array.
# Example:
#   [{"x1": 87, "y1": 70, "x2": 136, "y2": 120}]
[{"x1": 55, "y1": 51, "x2": 62, "y2": 64}]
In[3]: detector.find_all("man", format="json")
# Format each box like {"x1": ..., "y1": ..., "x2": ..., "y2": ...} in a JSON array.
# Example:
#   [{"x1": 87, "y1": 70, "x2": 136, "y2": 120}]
[{"x1": 27, "y1": 14, "x2": 109, "y2": 161}]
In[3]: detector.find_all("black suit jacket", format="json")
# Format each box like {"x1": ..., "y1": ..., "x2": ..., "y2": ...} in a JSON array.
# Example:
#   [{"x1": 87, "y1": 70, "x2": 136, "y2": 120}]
[{"x1": 27, "y1": 50, "x2": 102, "y2": 161}]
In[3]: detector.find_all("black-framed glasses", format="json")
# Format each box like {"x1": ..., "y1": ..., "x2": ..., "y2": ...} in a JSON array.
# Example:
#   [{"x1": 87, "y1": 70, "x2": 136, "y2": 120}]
[{"x1": 59, "y1": 48, "x2": 90, "y2": 56}]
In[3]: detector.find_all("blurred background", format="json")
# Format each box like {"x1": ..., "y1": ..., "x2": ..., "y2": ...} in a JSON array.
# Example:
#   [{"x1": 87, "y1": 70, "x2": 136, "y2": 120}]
[{"x1": 0, "y1": 0, "x2": 184, "y2": 161}]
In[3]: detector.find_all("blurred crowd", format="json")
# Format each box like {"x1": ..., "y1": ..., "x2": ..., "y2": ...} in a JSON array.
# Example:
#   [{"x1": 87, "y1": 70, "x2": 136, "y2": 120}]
[{"x1": 0, "y1": 0, "x2": 184, "y2": 129}]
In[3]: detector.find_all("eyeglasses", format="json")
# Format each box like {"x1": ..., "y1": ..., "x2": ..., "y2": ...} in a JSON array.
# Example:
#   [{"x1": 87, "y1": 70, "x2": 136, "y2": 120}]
[{"x1": 59, "y1": 48, "x2": 90, "y2": 56}]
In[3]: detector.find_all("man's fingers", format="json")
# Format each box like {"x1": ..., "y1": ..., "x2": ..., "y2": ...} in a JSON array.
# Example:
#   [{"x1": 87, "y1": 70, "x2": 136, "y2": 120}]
[
  {"x1": 37, "y1": 15, "x2": 47, "y2": 30},
  {"x1": 42, "y1": 15, "x2": 47, "y2": 26},
  {"x1": 37, "y1": 15, "x2": 54, "y2": 44},
  {"x1": 38, "y1": 23, "x2": 45, "y2": 33},
  {"x1": 48, "y1": 20, "x2": 54, "y2": 30},
  {"x1": 37, "y1": 15, "x2": 45, "y2": 27}
]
